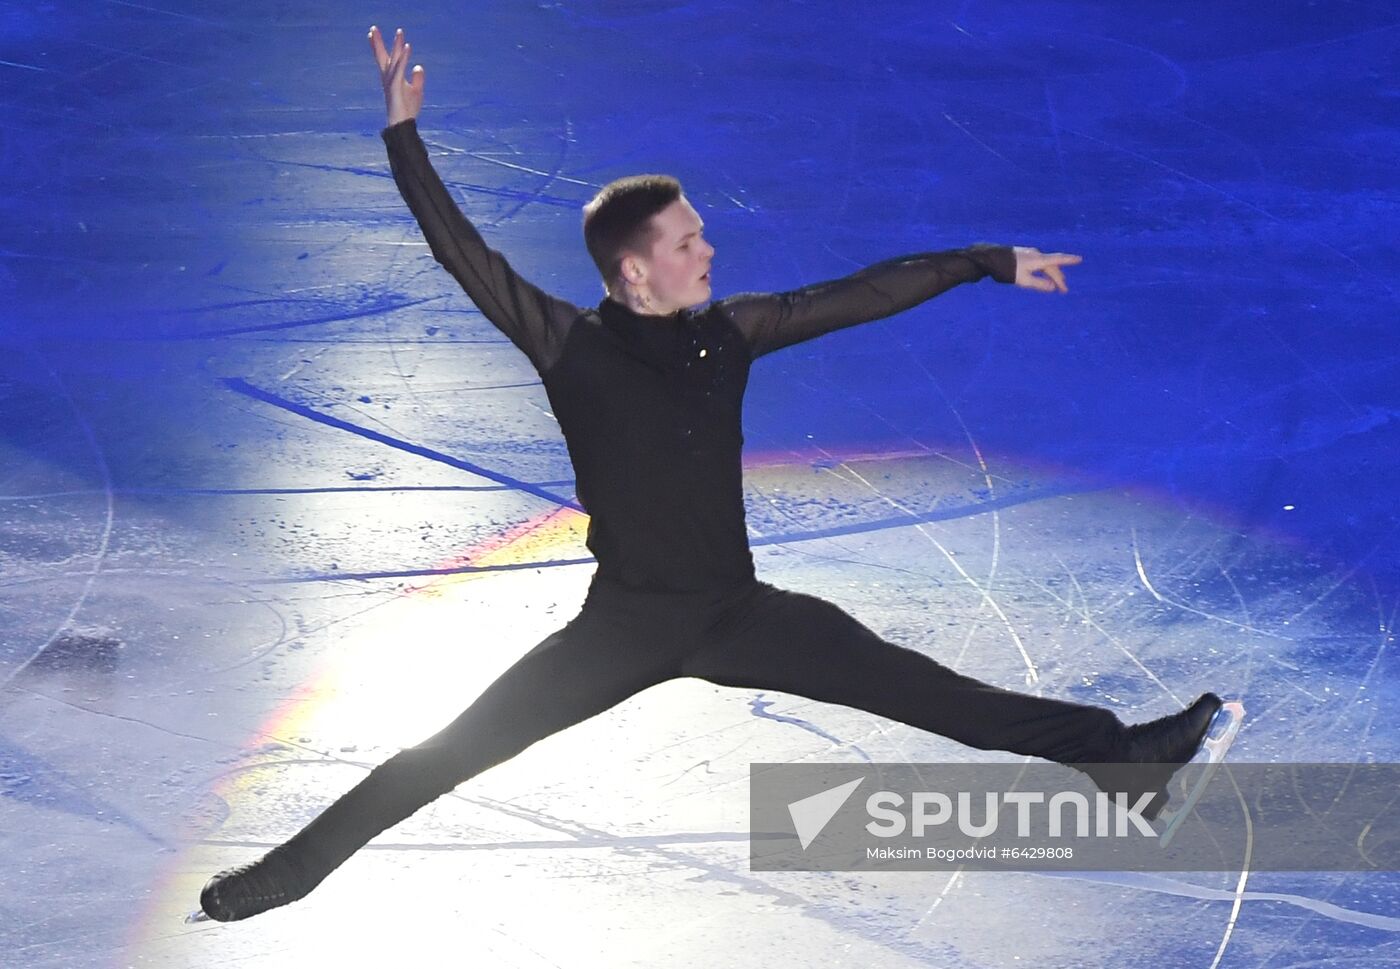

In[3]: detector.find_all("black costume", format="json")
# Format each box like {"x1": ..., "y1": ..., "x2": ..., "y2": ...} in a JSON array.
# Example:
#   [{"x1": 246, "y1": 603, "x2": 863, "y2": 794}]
[{"x1": 200, "y1": 118, "x2": 1145, "y2": 915}]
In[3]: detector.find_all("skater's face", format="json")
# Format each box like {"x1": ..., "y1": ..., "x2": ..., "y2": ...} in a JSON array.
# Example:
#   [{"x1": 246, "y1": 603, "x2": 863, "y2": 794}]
[{"x1": 621, "y1": 197, "x2": 713, "y2": 314}]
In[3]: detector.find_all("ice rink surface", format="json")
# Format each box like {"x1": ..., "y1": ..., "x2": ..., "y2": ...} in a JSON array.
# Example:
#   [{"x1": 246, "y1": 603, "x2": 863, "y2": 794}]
[{"x1": 2, "y1": 1, "x2": 1398, "y2": 966}]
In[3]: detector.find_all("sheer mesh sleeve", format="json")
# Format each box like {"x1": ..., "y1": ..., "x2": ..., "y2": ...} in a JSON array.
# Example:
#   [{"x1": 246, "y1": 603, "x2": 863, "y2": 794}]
[
  {"x1": 381, "y1": 118, "x2": 580, "y2": 373},
  {"x1": 717, "y1": 244, "x2": 1017, "y2": 359}
]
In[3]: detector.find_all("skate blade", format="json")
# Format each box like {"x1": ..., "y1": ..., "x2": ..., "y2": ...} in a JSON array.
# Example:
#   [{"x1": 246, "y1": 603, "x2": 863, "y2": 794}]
[
  {"x1": 184, "y1": 908, "x2": 212, "y2": 924},
  {"x1": 1157, "y1": 700, "x2": 1245, "y2": 847}
]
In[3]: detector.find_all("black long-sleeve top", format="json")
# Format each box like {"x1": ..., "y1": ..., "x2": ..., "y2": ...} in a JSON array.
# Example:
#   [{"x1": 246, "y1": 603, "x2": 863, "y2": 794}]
[{"x1": 381, "y1": 118, "x2": 1017, "y2": 593}]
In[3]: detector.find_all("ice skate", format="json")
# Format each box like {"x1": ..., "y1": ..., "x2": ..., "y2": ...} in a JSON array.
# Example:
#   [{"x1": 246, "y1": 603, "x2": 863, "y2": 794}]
[
  {"x1": 1155, "y1": 698, "x2": 1245, "y2": 846},
  {"x1": 191, "y1": 847, "x2": 314, "y2": 923},
  {"x1": 1082, "y1": 692, "x2": 1243, "y2": 833}
]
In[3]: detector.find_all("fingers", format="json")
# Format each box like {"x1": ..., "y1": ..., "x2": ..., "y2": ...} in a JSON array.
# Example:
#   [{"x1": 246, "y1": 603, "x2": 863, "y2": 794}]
[
  {"x1": 1032, "y1": 253, "x2": 1081, "y2": 268},
  {"x1": 369, "y1": 26, "x2": 412, "y2": 82},
  {"x1": 1014, "y1": 247, "x2": 1080, "y2": 294},
  {"x1": 369, "y1": 25, "x2": 400, "y2": 74},
  {"x1": 1034, "y1": 252, "x2": 1080, "y2": 293},
  {"x1": 390, "y1": 28, "x2": 405, "y2": 81},
  {"x1": 368, "y1": 25, "x2": 389, "y2": 71}
]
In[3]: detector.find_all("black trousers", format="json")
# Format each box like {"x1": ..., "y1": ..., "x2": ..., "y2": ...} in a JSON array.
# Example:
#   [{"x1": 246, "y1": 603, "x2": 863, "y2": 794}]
[{"x1": 283, "y1": 575, "x2": 1124, "y2": 883}]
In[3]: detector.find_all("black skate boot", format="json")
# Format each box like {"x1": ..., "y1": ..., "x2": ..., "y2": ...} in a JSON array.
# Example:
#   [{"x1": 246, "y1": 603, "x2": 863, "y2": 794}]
[
  {"x1": 199, "y1": 846, "x2": 316, "y2": 922},
  {"x1": 1084, "y1": 692, "x2": 1223, "y2": 822}
]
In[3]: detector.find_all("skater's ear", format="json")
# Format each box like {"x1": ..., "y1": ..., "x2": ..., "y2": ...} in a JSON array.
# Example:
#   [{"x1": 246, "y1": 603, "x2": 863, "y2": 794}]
[{"x1": 619, "y1": 251, "x2": 648, "y2": 286}]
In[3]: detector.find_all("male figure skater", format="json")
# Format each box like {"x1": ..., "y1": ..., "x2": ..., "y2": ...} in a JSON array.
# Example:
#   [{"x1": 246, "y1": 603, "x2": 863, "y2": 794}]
[{"x1": 198, "y1": 26, "x2": 1233, "y2": 922}]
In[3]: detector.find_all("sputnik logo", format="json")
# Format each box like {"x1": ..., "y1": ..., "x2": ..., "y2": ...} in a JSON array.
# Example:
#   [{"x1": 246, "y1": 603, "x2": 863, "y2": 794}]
[{"x1": 787, "y1": 777, "x2": 865, "y2": 849}]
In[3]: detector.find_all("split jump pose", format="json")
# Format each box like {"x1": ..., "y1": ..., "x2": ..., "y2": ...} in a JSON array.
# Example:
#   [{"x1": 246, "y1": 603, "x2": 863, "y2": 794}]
[{"x1": 198, "y1": 26, "x2": 1230, "y2": 922}]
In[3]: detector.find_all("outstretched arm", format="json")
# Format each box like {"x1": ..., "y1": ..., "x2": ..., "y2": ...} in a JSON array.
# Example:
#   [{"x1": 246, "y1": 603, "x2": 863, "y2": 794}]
[
  {"x1": 371, "y1": 26, "x2": 578, "y2": 373},
  {"x1": 718, "y1": 244, "x2": 1082, "y2": 359}
]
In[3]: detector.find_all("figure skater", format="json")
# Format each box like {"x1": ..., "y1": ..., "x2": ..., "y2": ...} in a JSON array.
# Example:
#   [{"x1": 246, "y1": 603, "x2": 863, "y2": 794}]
[{"x1": 197, "y1": 25, "x2": 1235, "y2": 922}]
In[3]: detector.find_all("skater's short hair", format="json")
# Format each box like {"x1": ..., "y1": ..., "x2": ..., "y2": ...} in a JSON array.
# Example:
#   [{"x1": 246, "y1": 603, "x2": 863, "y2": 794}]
[{"x1": 582, "y1": 174, "x2": 683, "y2": 286}]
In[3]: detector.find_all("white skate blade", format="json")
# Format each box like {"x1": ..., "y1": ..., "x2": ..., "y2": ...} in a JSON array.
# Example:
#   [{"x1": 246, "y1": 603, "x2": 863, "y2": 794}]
[
  {"x1": 184, "y1": 908, "x2": 212, "y2": 924},
  {"x1": 1157, "y1": 700, "x2": 1245, "y2": 847}
]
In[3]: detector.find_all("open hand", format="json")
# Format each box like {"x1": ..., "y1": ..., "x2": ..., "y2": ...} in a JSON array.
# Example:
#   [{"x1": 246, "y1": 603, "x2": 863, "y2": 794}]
[
  {"x1": 369, "y1": 25, "x2": 424, "y2": 126},
  {"x1": 1012, "y1": 246, "x2": 1082, "y2": 294}
]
